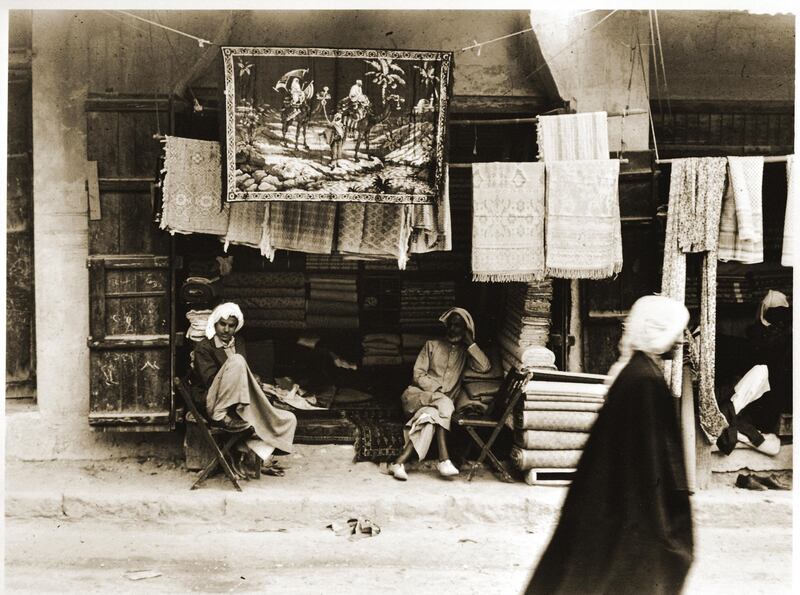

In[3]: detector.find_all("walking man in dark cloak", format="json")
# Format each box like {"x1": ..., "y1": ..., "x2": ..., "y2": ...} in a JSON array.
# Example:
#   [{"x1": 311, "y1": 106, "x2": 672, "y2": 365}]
[{"x1": 525, "y1": 295, "x2": 694, "y2": 595}]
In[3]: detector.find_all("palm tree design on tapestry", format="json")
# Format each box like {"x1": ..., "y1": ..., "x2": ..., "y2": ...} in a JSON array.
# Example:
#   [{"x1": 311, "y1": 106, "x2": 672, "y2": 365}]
[
  {"x1": 365, "y1": 57, "x2": 407, "y2": 105},
  {"x1": 413, "y1": 60, "x2": 439, "y2": 112}
]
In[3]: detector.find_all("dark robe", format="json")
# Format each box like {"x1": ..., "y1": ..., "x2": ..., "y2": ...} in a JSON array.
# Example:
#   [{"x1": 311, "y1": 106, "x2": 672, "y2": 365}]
[
  {"x1": 189, "y1": 336, "x2": 249, "y2": 416},
  {"x1": 525, "y1": 351, "x2": 693, "y2": 595}
]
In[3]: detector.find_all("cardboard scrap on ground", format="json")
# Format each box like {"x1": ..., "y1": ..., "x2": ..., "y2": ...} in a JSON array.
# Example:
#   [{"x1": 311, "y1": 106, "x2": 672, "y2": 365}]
[
  {"x1": 124, "y1": 570, "x2": 162, "y2": 581},
  {"x1": 327, "y1": 517, "x2": 381, "y2": 540}
]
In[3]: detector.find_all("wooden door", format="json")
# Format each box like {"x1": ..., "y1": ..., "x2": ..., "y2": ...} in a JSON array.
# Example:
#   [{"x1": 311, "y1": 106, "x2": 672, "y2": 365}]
[
  {"x1": 85, "y1": 94, "x2": 175, "y2": 431},
  {"x1": 6, "y1": 11, "x2": 35, "y2": 399}
]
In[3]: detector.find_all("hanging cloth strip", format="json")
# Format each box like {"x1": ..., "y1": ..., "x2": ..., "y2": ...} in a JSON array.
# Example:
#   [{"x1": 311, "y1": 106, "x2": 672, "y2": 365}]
[
  {"x1": 718, "y1": 156, "x2": 765, "y2": 264},
  {"x1": 269, "y1": 202, "x2": 336, "y2": 255},
  {"x1": 409, "y1": 168, "x2": 453, "y2": 253},
  {"x1": 661, "y1": 157, "x2": 729, "y2": 442},
  {"x1": 536, "y1": 111, "x2": 609, "y2": 162},
  {"x1": 160, "y1": 136, "x2": 230, "y2": 236},
  {"x1": 223, "y1": 201, "x2": 274, "y2": 259},
  {"x1": 336, "y1": 204, "x2": 413, "y2": 269},
  {"x1": 470, "y1": 162, "x2": 546, "y2": 282},
  {"x1": 782, "y1": 155, "x2": 795, "y2": 267},
  {"x1": 544, "y1": 160, "x2": 623, "y2": 279}
]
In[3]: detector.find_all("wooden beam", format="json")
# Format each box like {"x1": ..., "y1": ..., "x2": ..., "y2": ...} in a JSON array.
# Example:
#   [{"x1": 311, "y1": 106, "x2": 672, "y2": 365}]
[
  {"x1": 88, "y1": 255, "x2": 170, "y2": 269},
  {"x1": 98, "y1": 177, "x2": 154, "y2": 193},
  {"x1": 88, "y1": 336, "x2": 170, "y2": 349},
  {"x1": 87, "y1": 161, "x2": 101, "y2": 220},
  {"x1": 449, "y1": 95, "x2": 551, "y2": 115},
  {"x1": 85, "y1": 96, "x2": 171, "y2": 113}
]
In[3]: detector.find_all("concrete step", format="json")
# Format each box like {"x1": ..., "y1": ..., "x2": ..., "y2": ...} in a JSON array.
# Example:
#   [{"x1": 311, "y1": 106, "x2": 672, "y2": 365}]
[{"x1": 5, "y1": 445, "x2": 792, "y2": 530}]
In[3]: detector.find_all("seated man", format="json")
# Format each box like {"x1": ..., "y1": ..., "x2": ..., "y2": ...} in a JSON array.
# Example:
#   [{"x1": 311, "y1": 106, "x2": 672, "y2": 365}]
[
  {"x1": 388, "y1": 307, "x2": 491, "y2": 481},
  {"x1": 191, "y1": 302, "x2": 297, "y2": 467}
]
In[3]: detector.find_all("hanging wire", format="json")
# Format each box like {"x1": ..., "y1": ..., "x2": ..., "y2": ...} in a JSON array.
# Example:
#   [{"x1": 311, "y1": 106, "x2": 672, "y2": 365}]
[
  {"x1": 653, "y1": 10, "x2": 672, "y2": 118},
  {"x1": 648, "y1": 10, "x2": 663, "y2": 116},
  {"x1": 460, "y1": 10, "x2": 597, "y2": 54},
  {"x1": 619, "y1": 24, "x2": 639, "y2": 158},
  {"x1": 636, "y1": 29, "x2": 660, "y2": 162},
  {"x1": 152, "y1": 11, "x2": 199, "y2": 106},
  {"x1": 116, "y1": 10, "x2": 212, "y2": 47}
]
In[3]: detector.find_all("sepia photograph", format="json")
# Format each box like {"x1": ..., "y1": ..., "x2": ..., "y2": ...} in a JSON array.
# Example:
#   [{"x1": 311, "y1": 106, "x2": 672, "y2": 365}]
[{"x1": 3, "y1": 3, "x2": 795, "y2": 593}]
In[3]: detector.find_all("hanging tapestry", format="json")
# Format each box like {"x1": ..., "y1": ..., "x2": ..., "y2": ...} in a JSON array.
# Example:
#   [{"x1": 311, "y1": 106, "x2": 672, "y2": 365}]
[{"x1": 222, "y1": 46, "x2": 453, "y2": 205}]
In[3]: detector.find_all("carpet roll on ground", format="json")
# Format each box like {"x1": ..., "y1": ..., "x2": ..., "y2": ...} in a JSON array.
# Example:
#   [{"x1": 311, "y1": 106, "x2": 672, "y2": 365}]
[
  {"x1": 514, "y1": 430, "x2": 590, "y2": 450},
  {"x1": 511, "y1": 446, "x2": 583, "y2": 470},
  {"x1": 513, "y1": 409, "x2": 599, "y2": 432}
]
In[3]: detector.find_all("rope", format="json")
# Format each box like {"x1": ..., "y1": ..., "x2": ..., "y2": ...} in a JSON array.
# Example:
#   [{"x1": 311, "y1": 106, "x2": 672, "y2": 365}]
[
  {"x1": 648, "y1": 10, "x2": 663, "y2": 115},
  {"x1": 460, "y1": 9, "x2": 596, "y2": 54},
  {"x1": 116, "y1": 10, "x2": 212, "y2": 47},
  {"x1": 636, "y1": 30, "x2": 660, "y2": 162},
  {"x1": 653, "y1": 10, "x2": 672, "y2": 117}
]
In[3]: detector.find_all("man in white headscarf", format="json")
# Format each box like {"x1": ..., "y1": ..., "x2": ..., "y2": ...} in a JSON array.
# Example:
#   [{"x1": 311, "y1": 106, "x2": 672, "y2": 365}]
[
  {"x1": 388, "y1": 307, "x2": 491, "y2": 480},
  {"x1": 526, "y1": 295, "x2": 694, "y2": 595},
  {"x1": 191, "y1": 302, "x2": 297, "y2": 464}
]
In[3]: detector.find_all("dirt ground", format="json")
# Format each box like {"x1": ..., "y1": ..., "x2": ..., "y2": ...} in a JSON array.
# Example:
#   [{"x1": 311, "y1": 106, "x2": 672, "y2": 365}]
[{"x1": 4, "y1": 517, "x2": 792, "y2": 594}]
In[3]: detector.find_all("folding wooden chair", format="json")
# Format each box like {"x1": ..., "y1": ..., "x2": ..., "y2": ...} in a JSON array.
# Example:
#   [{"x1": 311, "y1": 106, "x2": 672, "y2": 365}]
[
  {"x1": 456, "y1": 366, "x2": 533, "y2": 482},
  {"x1": 173, "y1": 376, "x2": 256, "y2": 491}
]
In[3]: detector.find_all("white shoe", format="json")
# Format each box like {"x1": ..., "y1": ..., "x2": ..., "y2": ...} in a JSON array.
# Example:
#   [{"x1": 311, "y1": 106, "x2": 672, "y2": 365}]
[
  {"x1": 437, "y1": 459, "x2": 460, "y2": 477},
  {"x1": 389, "y1": 463, "x2": 408, "y2": 481}
]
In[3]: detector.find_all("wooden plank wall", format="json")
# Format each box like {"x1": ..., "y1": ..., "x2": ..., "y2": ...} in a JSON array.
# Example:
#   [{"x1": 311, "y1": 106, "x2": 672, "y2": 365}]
[{"x1": 6, "y1": 10, "x2": 35, "y2": 399}]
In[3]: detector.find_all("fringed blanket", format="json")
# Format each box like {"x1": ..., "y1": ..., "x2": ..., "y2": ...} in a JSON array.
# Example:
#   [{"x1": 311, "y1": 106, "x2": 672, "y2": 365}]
[
  {"x1": 545, "y1": 160, "x2": 622, "y2": 279},
  {"x1": 471, "y1": 162, "x2": 546, "y2": 282},
  {"x1": 409, "y1": 168, "x2": 452, "y2": 253},
  {"x1": 782, "y1": 155, "x2": 795, "y2": 267},
  {"x1": 337, "y1": 204, "x2": 413, "y2": 269},
  {"x1": 223, "y1": 202, "x2": 270, "y2": 256},
  {"x1": 661, "y1": 157, "x2": 729, "y2": 442},
  {"x1": 270, "y1": 202, "x2": 336, "y2": 254},
  {"x1": 160, "y1": 136, "x2": 229, "y2": 236},
  {"x1": 536, "y1": 112, "x2": 609, "y2": 162},
  {"x1": 718, "y1": 156, "x2": 764, "y2": 264}
]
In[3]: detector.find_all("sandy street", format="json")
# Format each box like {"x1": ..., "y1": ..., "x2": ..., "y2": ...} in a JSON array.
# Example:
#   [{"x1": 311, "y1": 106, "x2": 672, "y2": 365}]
[{"x1": 4, "y1": 518, "x2": 791, "y2": 594}]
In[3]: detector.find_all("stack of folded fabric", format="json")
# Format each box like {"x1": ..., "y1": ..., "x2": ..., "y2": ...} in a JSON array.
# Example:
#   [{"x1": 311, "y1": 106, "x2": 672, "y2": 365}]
[
  {"x1": 511, "y1": 379, "x2": 608, "y2": 484},
  {"x1": 306, "y1": 275, "x2": 359, "y2": 329},
  {"x1": 398, "y1": 280, "x2": 456, "y2": 333},
  {"x1": 361, "y1": 333, "x2": 403, "y2": 366},
  {"x1": 305, "y1": 254, "x2": 359, "y2": 272},
  {"x1": 498, "y1": 280, "x2": 555, "y2": 371},
  {"x1": 717, "y1": 267, "x2": 751, "y2": 304},
  {"x1": 220, "y1": 272, "x2": 306, "y2": 329},
  {"x1": 400, "y1": 333, "x2": 428, "y2": 364},
  {"x1": 180, "y1": 258, "x2": 222, "y2": 307},
  {"x1": 749, "y1": 265, "x2": 793, "y2": 301},
  {"x1": 185, "y1": 309, "x2": 212, "y2": 342}
]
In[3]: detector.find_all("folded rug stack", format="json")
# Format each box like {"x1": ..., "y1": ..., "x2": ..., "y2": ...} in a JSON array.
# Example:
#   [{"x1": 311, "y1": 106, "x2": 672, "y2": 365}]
[
  {"x1": 510, "y1": 379, "x2": 607, "y2": 483},
  {"x1": 499, "y1": 280, "x2": 555, "y2": 371},
  {"x1": 307, "y1": 275, "x2": 359, "y2": 329},
  {"x1": 180, "y1": 258, "x2": 223, "y2": 307},
  {"x1": 185, "y1": 309, "x2": 212, "y2": 342},
  {"x1": 361, "y1": 333, "x2": 403, "y2": 366},
  {"x1": 221, "y1": 272, "x2": 306, "y2": 329},
  {"x1": 305, "y1": 254, "x2": 359, "y2": 272},
  {"x1": 400, "y1": 333, "x2": 428, "y2": 364},
  {"x1": 399, "y1": 280, "x2": 456, "y2": 333}
]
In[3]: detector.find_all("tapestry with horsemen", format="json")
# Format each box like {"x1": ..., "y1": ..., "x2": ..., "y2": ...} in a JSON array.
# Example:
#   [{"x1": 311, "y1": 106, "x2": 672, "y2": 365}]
[{"x1": 222, "y1": 46, "x2": 453, "y2": 204}]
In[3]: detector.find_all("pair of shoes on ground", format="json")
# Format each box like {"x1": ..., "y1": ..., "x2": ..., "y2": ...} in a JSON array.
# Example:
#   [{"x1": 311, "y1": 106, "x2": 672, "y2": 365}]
[
  {"x1": 388, "y1": 459, "x2": 460, "y2": 481},
  {"x1": 735, "y1": 473, "x2": 791, "y2": 491}
]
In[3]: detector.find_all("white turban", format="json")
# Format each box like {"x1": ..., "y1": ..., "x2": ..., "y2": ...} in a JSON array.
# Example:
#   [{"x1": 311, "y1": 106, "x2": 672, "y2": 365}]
[
  {"x1": 205, "y1": 302, "x2": 245, "y2": 339},
  {"x1": 758, "y1": 290, "x2": 789, "y2": 326},
  {"x1": 606, "y1": 295, "x2": 689, "y2": 383}
]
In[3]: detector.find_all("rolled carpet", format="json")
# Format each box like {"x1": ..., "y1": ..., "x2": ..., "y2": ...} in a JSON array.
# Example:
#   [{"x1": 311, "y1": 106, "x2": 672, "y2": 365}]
[
  {"x1": 513, "y1": 410, "x2": 598, "y2": 432},
  {"x1": 523, "y1": 400, "x2": 603, "y2": 412},
  {"x1": 523, "y1": 394, "x2": 605, "y2": 406},
  {"x1": 243, "y1": 308, "x2": 306, "y2": 321},
  {"x1": 524, "y1": 381, "x2": 608, "y2": 398},
  {"x1": 514, "y1": 430, "x2": 589, "y2": 450},
  {"x1": 306, "y1": 314, "x2": 359, "y2": 329},
  {"x1": 180, "y1": 281, "x2": 219, "y2": 304},
  {"x1": 222, "y1": 272, "x2": 305, "y2": 288},
  {"x1": 221, "y1": 287, "x2": 305, "y2": 298},
  {"x1": 309, "y1": 289, "x2": 358, "y2": 303},
  {"x1": 511, "y1": 447, "x2": 583, "y2": 470},
  {"x1": 235, "y1": 296, "x2": 306, "y2": 309},
  {"x1": 247, "y1": 319, "x2": 306, "y2": 329},
  {"x1": 307, "y1": 301, "x2": 360, "y2": 315}
]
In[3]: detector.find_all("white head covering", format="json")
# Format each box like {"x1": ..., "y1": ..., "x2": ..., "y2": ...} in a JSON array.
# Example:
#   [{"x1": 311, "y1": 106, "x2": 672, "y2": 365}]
[
  {"x1": 606, "y1": 295, "x2": 689, "y2": 383},
  {"x1": 205, "y1": 302, "x2": 245, "y2": 340},
  {"x1": 438, "y1": 307, "x2": 476, "y2": 338},
  {"x1": 758, "y1": 290, "x2": 789, "y2": 326}
]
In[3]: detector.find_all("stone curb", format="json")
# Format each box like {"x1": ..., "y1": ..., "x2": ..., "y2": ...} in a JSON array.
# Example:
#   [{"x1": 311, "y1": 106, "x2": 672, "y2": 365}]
[{"x1": 6, "y1": 488, "x2": 790, "y2": 529}]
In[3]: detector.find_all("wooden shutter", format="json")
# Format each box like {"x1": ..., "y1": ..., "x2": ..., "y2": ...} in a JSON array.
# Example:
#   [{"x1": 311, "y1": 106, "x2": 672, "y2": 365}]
[
  {"x1": 87, "y1": 255, "x2": 174, "y2": 430},
  {"x1": 85, "y1": 94, "x2": 175, "y2": 431}
]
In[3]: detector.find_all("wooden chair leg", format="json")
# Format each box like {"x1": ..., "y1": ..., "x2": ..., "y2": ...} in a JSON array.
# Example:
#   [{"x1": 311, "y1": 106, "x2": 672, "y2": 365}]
[
  {"x1": 465, "y1": 427, "x2": 514, "y2": 483},
  {"x1": 192, "y1": 434, "x2": 245, "y2": 491}
]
